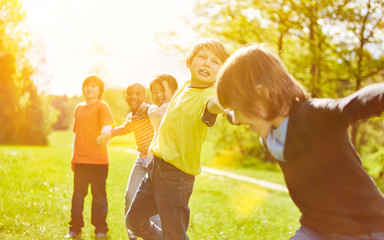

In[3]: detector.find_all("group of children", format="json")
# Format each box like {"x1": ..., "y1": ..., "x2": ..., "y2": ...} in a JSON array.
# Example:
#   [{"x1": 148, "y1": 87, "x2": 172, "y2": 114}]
[{"x1": 65, "y1": 38, "x2": 384, "y2": 240}]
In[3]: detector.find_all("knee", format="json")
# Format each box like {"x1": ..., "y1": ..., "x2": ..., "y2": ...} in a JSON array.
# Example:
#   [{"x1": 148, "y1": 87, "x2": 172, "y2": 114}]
[{"x1": 125, "y1": 211, "x2": 139, "y2": 232}]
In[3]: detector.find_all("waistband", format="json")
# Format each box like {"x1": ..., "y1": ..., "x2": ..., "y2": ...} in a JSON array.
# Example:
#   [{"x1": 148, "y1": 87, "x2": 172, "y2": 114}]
[{"x1": 152, "y1": 155, "x2": 195, "y2": 179}]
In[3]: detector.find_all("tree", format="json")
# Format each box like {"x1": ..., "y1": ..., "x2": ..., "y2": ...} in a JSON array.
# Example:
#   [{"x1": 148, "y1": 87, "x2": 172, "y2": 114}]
[
  {"x1": 0, "y1": 0, "x2": 53, "y2": 145},
  {"x1": 161, "y1": 0, "x2": 384, "y2": 162}
]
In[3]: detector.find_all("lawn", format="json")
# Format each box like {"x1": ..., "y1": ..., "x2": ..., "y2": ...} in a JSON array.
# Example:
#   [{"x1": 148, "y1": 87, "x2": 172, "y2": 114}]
[{"x1": 0, "y1": 131, "x2": 300, "y2": 240}]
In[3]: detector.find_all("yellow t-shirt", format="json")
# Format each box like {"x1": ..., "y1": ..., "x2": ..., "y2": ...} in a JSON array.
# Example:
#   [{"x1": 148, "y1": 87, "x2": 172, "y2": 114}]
[{"x1": 150, "y1": 81, "x2": 215, "y2": 176}]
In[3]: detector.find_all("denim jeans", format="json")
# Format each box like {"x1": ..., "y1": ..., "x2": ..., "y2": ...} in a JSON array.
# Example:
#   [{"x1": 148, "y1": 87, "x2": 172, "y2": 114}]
[
  {"x1": 126, "y1": 156, "x2": 195, "y2": 240},
  {"x1": 290, "y1": 226, "x2": 384, "y2": 240},
  {"x1": 125, "y1": 156, "x2": 161, "y2": 239},
  {"x1": 69, "y1": 164, "x2": 108, "y2": 234}
]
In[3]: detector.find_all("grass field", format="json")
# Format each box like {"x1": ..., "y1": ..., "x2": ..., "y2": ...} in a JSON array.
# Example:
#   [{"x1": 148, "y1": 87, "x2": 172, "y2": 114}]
[{"x1": 0, "y1": 131, "x2": 300, "y2": 240}]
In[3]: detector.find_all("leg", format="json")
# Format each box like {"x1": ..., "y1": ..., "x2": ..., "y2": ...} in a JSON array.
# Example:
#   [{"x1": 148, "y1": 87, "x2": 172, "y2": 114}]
[
  {"x1": 69, "y1": 164, "x2": 90, "y2": 234},
  {"x1": 89, "y1": 164, "x2": 109, "y2": 234},
  {"x1": 126, "y1": 160, "x2": 162, "y2": 240},
  {"x1": 125, "y1": 156, "x2": 152, "y2": 239},
  {"x1": 124, "y1": 157, "x2": 150, "y2": 215},
  {"x1": 290, "y1": 226, "x2": 323, "y2": 240},
  {"x1": 152, "y1": 158, "x2": 194, "y2": 240}
]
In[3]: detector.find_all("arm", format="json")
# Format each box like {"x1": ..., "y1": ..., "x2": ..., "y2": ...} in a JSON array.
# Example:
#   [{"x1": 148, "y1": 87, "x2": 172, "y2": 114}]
[
  {"x1": 339, "y1": 83, "x2": 384, "y2": 125},
  {"x1": 96, "y1": 125, "x2": 113, "y2": 146},
  {"x1": 201, "y1": 96, "x2": 223, "y2": 127},
  {"x1": 111, "y1": 114, "x2": 133, "y2": 137},
  {"x1": 206, "y1": 96, "x2": 223, "y2": 114},
  {"x1": 136, "y1": 103, "x2": 150, "y2": 119},
  {"x1": 148, "y1": 103, "x2": 168, "y2": 124}
]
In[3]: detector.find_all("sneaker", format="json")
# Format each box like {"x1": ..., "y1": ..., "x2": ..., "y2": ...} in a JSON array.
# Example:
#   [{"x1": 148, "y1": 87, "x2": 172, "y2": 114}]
[
  {"x1": 64, "y1": 231, "x2": 81, "y2": 239},
  {"x1": 95, "y1": 232, "x2": 108, "y2": 240}
]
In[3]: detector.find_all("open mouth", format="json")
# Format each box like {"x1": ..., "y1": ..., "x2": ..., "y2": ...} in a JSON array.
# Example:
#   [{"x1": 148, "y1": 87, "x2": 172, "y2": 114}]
[{"x1": 199, "y1": 69, "x2": 210, "y2": 77}]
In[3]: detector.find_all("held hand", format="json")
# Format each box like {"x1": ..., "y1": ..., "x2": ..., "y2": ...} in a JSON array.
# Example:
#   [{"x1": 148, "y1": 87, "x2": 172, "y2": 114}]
[
  {"x1": 96, "y1": 134, "x2": 111, "y2": 146},
  {"x1": 223, "y1": 109, "x2": 240, "y2": 125},
  {"x1": 135, "y1": 103, "x2": 150, "y2": 119},
  {"x1": 101, "y1": 126, "x2": 112, "y2": 138}
]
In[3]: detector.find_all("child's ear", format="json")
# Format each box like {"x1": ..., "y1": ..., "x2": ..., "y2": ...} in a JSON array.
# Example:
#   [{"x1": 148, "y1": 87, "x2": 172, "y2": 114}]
[{"x1": 186, "y1": 58, "x2": 191, "y2": 68}]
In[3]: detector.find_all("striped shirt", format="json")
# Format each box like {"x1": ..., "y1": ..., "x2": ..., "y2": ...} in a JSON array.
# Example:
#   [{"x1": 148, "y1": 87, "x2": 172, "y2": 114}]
[{"x1": 111, "y1": 112, "x2": 154, "y2": 156}]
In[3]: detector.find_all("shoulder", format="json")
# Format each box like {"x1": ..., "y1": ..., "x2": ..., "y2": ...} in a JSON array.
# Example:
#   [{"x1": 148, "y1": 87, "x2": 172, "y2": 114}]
[
  {"x1": 99, "y1": 100, "x2": 111, "y2": 107},
  {"x1": 294, "y1": 98, "x2": 338, "y2": 114},
  {"x1": 74, "y1": 101, "x2": 86, "y2": 111},
  {"x1": 97, "y1": 100, "x2": 112, "y2": 110},
  {"x1": 76, "y1": 101, "x2": 87, "y2": 107}
]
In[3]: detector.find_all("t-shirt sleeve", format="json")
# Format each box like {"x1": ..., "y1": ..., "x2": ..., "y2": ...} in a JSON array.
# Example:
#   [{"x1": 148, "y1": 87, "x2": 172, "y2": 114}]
[
  {"x1": 72, "y1": 105, "x2": 79, "y2": 133},
  {"x1": 201, "y1": 102, "x2": 218, "y2": 127},
  {"x1": 200, "y1": 88, "x2": 218, "y2": 127},
  {"x1": 100, "y1": 102, "x2": 115, "y2": 127}
]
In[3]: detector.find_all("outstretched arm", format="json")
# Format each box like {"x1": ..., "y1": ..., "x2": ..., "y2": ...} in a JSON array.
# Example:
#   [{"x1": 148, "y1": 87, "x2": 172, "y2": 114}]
[
  {"x1": 96, "y1": 125, "x2": 113, "y2": 146},
  {"x1": 206, "y1": 96, "x2": 223, "y2": 114},
  {"x1": 201, "y1": 96, "x2": 223, "y2": 127},
  {"x1": 339, "y1": 83, "x2": 384, "y2": 126}
]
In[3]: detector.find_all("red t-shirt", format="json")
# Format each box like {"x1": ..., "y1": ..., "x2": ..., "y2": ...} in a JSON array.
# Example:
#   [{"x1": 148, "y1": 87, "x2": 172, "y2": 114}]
[{"x1": 71, "y1": 100, "x2": 114, "y2": 165}]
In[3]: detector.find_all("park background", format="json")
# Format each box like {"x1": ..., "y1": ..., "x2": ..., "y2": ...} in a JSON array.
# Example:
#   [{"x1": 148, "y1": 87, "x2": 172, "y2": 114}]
[{"x1": 1, "y1": 0, "x2": 384, "y2": 239}]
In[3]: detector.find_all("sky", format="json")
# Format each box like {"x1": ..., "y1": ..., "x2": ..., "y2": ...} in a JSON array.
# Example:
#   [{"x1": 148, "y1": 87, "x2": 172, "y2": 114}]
[{"x1": 23, "y1": 0, "x2": 198, "y2": 96}]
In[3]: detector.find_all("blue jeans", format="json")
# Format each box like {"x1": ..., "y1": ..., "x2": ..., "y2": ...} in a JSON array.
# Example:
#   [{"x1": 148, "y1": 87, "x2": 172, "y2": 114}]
[
  {"x1": 125, "y1": 156, "x2": 161, "y2": 239},
  {"x1": 126, "y1": 156, "x2": 195, "y2": 240},
  {"x1": 290, "y1": 226, "x2": 384, "y2": 240},
  {"x1": 69, "y1": 164, "x2": 108, "y2": 234}
]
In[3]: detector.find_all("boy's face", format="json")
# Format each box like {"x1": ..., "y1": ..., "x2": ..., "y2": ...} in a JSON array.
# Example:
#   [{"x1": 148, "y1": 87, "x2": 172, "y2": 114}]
[
  {"x1": 233, "y1": 109, "x2": 272, "y2": 138},
  {"x1": 151, "y1": 82, "x2": 164, "y2": 106},
  {"x1": 188, "y1": 47, "x2": 223, "y2": 88},
  {"x1": 83, "y1": 82, "x2": 100, "y2": 102},
  {"x1": 125, "y1": 86, "x2": 145, "y2": 112}
]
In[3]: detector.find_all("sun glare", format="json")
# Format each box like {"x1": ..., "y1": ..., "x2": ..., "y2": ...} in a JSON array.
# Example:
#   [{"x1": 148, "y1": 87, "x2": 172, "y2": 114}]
[{"x1": 23, "y1": 0, "x2": 195, "y2": 96}]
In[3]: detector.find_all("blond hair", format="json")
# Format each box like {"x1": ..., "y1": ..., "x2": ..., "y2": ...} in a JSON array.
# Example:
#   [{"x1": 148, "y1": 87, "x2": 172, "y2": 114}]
[
  {"x1": 216, "y1": 44, "x2": 308, "y2": 120},
  {"x1": 186, "y1": 38, "x2": 230, "y2": 64}
]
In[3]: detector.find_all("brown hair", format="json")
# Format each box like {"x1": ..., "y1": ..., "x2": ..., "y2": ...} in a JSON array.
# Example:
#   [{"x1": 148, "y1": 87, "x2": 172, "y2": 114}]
[
  {"x1": 149, "y1": 74, "x2": 178, "y2": 93},
  {"x1": 186, "y1": 38, "x2": 230, "y2": 65},
  {"x1": 82, "y1": 75, "x2": 104, "y2": 99},
  {"x1": 216, "y1": 44, "x2": 308, "y2": 120}
]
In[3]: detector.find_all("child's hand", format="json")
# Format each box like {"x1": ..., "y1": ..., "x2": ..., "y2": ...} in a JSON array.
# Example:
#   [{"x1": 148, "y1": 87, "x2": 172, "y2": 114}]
[
  {"x1": 96, "y1": 134, "x2": 110, "y2": 146},
  {"x1": 223, "y1": 109, "x2": 240, "y2": 125},
  {"x1": 135, "y1": 103, "x2": 150, "y2": 119}
]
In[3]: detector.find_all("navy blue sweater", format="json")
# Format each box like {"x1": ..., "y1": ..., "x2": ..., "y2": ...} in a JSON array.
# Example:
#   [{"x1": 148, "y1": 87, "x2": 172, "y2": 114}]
[{"x1": 278, "y1": 83, "x2": 384, "y2": 236}]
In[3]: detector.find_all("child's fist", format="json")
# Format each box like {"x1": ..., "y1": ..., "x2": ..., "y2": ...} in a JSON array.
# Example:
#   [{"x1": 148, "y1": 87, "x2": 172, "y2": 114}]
[{"x1": 96, "y1": 134, "x2": 110, "y2": 146}]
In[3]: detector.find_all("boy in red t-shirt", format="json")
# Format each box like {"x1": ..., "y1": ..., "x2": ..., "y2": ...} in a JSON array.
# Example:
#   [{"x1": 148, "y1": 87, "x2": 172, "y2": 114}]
[{"x1": 64, "y1": 75, "x2": 114, "y2": 240}]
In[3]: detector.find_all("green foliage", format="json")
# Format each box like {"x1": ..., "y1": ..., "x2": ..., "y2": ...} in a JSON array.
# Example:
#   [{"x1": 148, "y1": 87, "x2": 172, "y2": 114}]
[
  {"x1": 102, "y1": 88, "x2": 129, "y2": 125},
  {"x1": 49, "y1": 95, "x2": 82, "y2": 130},
  {"x1": 0, "y1": 0, "x2": 53, "y2": 145},
  {"x1": 206, "y1": 117, "x2": 276, "y2": 169},
  {"x1": 172, "y1": 0, "x2": 384, "y2": 173}
]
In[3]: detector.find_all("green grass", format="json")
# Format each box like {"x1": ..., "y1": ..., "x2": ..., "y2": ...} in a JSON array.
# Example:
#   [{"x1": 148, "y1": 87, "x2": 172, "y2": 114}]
[
  {"x1": 201, "y1": 140, "x2": 286, "y2": 185},
  {"x1": 0, "y1": 130, "x2": 300, "y2": 239}
]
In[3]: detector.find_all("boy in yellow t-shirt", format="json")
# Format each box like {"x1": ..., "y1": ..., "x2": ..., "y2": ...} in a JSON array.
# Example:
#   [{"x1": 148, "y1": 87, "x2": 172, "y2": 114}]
[
  {"x1": 65, "y1": 75, "x2": 114, "y2": 240},
  {"x1": 126, "y1": 38, "x2": 230, "y2": 240}
]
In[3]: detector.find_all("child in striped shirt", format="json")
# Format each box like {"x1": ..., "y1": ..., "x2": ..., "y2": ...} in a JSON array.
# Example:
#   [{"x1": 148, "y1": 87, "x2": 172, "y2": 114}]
[{"x1": 99, "y1": 83, "x2": 155, "y2": 240}]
